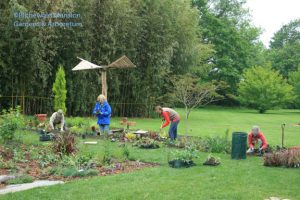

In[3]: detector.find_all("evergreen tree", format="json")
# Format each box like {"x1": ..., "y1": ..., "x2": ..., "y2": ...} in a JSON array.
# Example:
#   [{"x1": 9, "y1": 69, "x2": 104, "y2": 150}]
[{"x1": 52, "y1": 66, "x2": 67, "y2": 113}]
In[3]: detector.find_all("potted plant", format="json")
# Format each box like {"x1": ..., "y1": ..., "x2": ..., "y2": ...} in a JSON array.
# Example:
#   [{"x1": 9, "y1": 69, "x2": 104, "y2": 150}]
[
  {"x1": 168, "y1": 144, "x2": 198, "y2": 168},
  {"x1": 203, "y1": 154, "x2": 221, "y2": 166},
  {"x1": 35, "y1": 114, "x2": 47, "y2": 122},
  {"x1": 133, "y1": 138, "x2": 159, "y2": 149}
]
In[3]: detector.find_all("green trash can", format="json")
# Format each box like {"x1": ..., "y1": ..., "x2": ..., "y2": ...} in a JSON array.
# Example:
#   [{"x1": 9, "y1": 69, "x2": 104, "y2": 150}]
[{"x1": 231, "y1": 132, "x2": 247, "y2": 159}]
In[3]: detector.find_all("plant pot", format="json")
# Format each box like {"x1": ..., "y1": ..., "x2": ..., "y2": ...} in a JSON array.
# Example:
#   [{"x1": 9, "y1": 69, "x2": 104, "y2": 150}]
[
  {"x1": 82, "y1": 134, "x2": 86, "y2": 139},
  {"x1": 39, "y1": 134, "x2": 52, "y2": 142},
  {"x1": 37, "y1": 129, "x2": 46, "y2": 135},
  {"x1": 122, "y1": 117, "x2": 128, "y2": 123},
  {"x1": 168, "y1": 160, "x2": 195, "y2": 168},
  {"x1": 35, "y1": 114, "x2": 47, "y2": 122},
  {"x1": 140, "y1": 143, "x2": 159, "y2": 149},
  {"x1": 203, "y1": 157, "x2": 221, "y2": 166}
]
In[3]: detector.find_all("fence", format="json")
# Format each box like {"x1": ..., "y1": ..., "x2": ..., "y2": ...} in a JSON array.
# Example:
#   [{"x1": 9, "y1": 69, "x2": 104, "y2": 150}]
[
  {"x1": 0, "y1": 96, "x2": 53, "y2": 115},
  {"x1": 0, "y1": 96, "x2": 156, "y2": 117}
]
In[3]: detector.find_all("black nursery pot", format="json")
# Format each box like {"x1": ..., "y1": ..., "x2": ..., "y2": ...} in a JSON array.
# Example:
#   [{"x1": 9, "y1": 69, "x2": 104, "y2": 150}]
[
  {"x1": 140, "y1": 144, "x2": 159, "y2": 149},
  {"x1": 38, "y1": 129, "x2": 46, "y2": 135},
  {"x1": 39, "y1": 134, "x2": 51, "y2": 142},
  {"x1": 168, "y1": 160, "x2": 195, "y2": 168},
  {"x1": 82, "y1": 134, "x2": 86, "y2": 139}
]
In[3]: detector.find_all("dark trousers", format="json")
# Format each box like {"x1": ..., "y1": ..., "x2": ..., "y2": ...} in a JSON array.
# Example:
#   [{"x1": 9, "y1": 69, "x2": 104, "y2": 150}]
[{"x1": 169, "y1": 121, "x2": 179, "y2": 140}]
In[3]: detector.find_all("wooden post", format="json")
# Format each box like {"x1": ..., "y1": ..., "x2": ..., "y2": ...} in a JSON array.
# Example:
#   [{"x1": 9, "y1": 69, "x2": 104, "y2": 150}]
[
  {"x1": 281, "y1": 123, "x2": 285, "y2": 148},
  {"x1": 101, "y1": 70, "x2": 107, "y2": 97},
  {"x1": 22, "y1": 94, "x2": 25, "y2": 114}
]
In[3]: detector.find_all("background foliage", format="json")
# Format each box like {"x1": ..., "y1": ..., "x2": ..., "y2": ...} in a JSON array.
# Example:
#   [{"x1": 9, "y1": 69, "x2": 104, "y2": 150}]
[{"x1": 0, "y1": 0, "x2": 299, "y2": 116}]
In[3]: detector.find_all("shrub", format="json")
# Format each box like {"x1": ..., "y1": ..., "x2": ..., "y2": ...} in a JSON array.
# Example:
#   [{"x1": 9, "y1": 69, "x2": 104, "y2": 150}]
[
  {"x1": 0, "y1": 106, "x2": 25, "y2": 143},
  {"x1": 203, "y1": 131, "x2": 231, "y2": 153},
  {"x1": 7, "y1": 175, "x2": 34, "y2": 185},
  {"x1": 238, "y1": 65, "x2": 295, "y2": 113},
  {"x1": 264, "y1": 149, "x2": 300, "y2": 168}
]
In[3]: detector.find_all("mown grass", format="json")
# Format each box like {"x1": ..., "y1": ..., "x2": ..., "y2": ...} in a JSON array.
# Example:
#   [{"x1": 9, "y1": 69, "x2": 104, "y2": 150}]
[
  {"x1": 109, "y1": 107, "x2": 300, "y2": 146},
  {"x1": 1, "y1": 107, "x2": 300, "y2": 200},
  {"x1": 2, "y1": 139, "x2": 299, "y2": 200}
]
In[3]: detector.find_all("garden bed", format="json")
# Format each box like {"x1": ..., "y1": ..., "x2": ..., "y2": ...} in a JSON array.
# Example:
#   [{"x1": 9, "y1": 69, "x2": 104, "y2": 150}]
[
  {"x1": 0, "y1": 159, "x2": 159, "y2": 184},
  {"x1": 0, "y1": 140, "x2": 159, "y2": 187}
]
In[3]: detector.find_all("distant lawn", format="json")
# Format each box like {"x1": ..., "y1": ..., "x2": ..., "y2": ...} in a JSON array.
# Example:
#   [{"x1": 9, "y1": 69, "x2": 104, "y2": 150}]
[
  {"x1": 110, "y1": 107, "x2": 300, "y2": 146},
  {"x1": 1, "y1": 107, "x2": 300, "y2": 200}
]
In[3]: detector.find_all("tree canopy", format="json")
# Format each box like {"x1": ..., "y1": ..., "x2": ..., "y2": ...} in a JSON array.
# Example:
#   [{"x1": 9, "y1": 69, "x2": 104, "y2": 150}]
[
  {"x1": 0, "y1": 0, "x2": 299, "y2": 116},
  {"x1": 238, "y1": 66, "x2": 295, "y2": 113}
]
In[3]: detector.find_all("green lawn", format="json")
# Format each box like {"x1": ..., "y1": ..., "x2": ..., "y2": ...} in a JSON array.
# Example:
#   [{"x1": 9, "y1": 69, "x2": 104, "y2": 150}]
[
  {"x1": 110, "y1": 107, "x2": 300, "y2": 146},
  {"x1": 1, "y1": 107, "x2": 300, "y2": 200}
]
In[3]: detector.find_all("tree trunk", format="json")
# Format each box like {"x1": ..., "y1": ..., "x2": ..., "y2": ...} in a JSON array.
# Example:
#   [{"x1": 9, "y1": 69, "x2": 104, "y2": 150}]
[
  {"x1": 185, "y1": 106, "x2": 190, "y2": 142},
  {"x1": 184, "y1": 106, "x2": 188, "y2": 135}
]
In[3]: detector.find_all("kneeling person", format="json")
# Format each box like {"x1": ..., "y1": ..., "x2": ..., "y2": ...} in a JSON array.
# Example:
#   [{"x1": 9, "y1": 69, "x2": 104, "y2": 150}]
[
  {"x1": 247, "y1": 126, "x2": 267, "y2": 154},
  {"x1": 49, "y1": 109, "x2": 66, "y2": 132}
]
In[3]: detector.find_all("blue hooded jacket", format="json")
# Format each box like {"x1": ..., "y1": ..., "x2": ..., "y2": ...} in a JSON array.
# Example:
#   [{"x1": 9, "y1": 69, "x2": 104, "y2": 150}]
[{"x1": 93, "y1": 101, "x2": 112, "y2": 125}]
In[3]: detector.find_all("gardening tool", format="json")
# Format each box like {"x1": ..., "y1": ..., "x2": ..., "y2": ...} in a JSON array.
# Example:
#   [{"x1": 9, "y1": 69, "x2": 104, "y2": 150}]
[{"x1": 281, "y1": 123, "x2": 285, "y2": 148}]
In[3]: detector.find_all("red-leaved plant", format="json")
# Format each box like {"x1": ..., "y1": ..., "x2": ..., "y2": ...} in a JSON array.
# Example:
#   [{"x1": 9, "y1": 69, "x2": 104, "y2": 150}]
[
  {"x1": 52, "y1": 132, "x2": 77, "y2": 156},
  {"x1": 264, "y1": 148, "x2": 300, "y2": 168}
]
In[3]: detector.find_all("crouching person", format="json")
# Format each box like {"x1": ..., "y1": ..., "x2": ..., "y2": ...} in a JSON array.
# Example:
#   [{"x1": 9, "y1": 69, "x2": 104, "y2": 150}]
[
  {"x1": 49, "y1": 109, "x2": 66, "y2": 132},
  {"x1": 247, "y1": 126, "x2": 268, "y2": 155}
]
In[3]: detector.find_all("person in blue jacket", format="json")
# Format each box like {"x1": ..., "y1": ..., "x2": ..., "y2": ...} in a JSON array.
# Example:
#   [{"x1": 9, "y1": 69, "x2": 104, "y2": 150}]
[{"x1": 93, "y1": 94, "x2": 112, "y2": 136}]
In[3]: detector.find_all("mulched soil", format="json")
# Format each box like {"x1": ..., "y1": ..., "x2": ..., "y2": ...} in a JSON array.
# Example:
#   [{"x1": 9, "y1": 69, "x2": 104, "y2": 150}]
[{"x1": 0, "y1": 159, "x2": 159, "y2": 183}]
